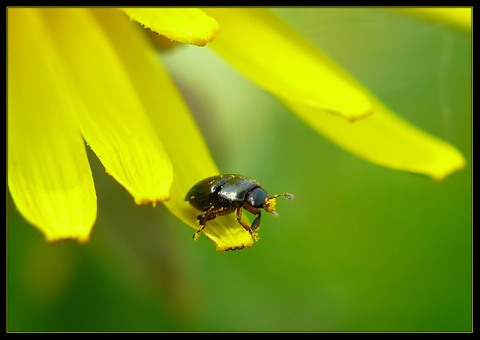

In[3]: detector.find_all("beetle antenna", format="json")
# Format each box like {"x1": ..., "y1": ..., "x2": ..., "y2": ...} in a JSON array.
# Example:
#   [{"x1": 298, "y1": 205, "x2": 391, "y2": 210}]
[{"x1": 270, "y1": 193, "x2": 294, "y2": 200}]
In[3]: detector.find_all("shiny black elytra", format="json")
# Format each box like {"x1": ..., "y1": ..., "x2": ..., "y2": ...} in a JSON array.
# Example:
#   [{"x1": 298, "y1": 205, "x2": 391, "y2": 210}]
[{"x1": 185, "y1": 174, "x2": 294, "y2": 241}]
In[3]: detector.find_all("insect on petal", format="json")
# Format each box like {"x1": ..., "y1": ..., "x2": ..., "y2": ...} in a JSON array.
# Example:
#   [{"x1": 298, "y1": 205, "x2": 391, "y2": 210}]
[{"x1": 106, "y1": 8, "x2": 253, "y2": 250}]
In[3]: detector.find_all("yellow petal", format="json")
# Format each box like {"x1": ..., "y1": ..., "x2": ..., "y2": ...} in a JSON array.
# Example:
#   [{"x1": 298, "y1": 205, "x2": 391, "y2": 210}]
[
  {"x1": 120, "y1": 8, "x2": 219, "y2": 46},
  {"x1": 8, "y1": 8, "x2": 96, "y2": 242},
  {"x1": 284, "y1": 97, "x2": 465, "y2": 180},
  {"x1": 93, "y1": 9, "x2": 252, "y2": 250},
  {"x1": 203, "y1": 8, "x2": 465, "y2": 180},
  {"x1": 39, "y1": 8, "x2": 173, "y2": 205},
  {"x1": 204, "y1": 8, "x2": 372, "y2": 121},
  {"x1": 395, "y1": 7, "x2": 472, "y2": 32}
]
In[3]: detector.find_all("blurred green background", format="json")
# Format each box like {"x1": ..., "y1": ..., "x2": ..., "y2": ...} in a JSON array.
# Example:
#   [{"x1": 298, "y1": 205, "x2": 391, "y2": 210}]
[{"x1": 7, "y1": 8, "x2": 471, "y2": 332}]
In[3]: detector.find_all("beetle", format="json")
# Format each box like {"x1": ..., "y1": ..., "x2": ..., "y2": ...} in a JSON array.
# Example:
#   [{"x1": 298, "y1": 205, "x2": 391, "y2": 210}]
[{"x1": 185, "y1": 174, "x2": 294, "y2": 241}]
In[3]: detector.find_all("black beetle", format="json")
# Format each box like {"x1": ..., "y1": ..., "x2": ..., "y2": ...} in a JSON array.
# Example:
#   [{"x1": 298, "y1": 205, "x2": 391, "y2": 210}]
[{"x1": 185, "y1": 174, "x2": 293, "y2": 241}]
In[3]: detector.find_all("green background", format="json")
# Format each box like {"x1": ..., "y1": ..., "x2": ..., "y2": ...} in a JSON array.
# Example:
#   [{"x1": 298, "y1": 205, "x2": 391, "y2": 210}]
[{"x1": 7, "y1": 8, "x2": 471, "y2": 332}]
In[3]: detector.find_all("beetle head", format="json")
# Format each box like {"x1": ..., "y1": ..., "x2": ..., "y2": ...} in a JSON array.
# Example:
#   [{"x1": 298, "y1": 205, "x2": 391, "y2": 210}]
[{"x1": 247, "y1": 188, "x2": 294, "y2": 216}]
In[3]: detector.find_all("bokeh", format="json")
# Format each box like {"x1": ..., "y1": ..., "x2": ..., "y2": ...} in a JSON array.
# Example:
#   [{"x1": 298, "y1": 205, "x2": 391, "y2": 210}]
[{"x1": 7, "y1": 8, "x2": 471, "y2": 332}]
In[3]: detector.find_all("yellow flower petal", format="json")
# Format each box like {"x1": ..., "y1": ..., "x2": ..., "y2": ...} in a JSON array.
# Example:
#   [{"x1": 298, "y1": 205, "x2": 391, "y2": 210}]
[
  {"x1": 395, "y1": 7, "x2": 472, "y2": 32},
  {"x1": 284, "y1": 97, "x2": 465, "y2": 180},
  {"x1": 205, "y1": 8, "x2": 465, "y2": 180},
  {"x1": 94, "y1": 8, "x2": 252, "y2": 250},
  {"x1": 121, "y1": 8, "x2": 219, "y2": 46},
  {"x1": 204, "y1": 8, "x2": 372, "y2": 121},
  {"x1": 40, "y1": 8, "x2": 173, "y2": 205},
  {"x1": 8, "y1": 8, "x2": 96, "y2": 242}
]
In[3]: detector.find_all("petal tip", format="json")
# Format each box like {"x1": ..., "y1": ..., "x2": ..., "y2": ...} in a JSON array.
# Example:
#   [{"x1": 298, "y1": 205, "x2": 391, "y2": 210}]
[
  {"x1": 346, "y1": 107, "x2": 375, "y2": 122},
  {"x1": 215, "y1": 242, "x2": 254, "y2": 252},
  {"x1": 46, "y1": 234, "x2": 91, "y2": 244},
  {"x1": 432, "y1": 159, "x2": 466, "y2": 182},
  {"x1": 135, "y1": 195, "x2": 170, "y2": 206}
]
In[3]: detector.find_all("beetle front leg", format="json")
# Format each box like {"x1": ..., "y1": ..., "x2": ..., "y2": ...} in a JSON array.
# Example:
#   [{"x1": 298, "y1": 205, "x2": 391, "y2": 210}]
[
  {"x1": 251, "y1": 212, "x2": 261, "y2": 231},
  {"x1": 236, "y1": 207, "x2": 260, "y2": 242}
]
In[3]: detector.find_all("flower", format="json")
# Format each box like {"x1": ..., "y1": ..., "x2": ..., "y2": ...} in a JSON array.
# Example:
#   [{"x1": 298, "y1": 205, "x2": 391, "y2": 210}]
[
  {"x1": 8, "y1": 8, "x2": 468, "y2": 251},
  {"x1": 8, "y1": 8, "x2": 252, "y2": 251}
]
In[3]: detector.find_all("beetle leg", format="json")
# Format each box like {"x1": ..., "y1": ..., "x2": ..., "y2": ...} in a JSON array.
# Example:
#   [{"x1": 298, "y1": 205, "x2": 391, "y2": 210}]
[
  {"x1": 193, "y1": 205, "x2": 234, "y2": 240},
  {"x1": 251, "y1": 212, "x2": 262, "y2": 231},
  {"x1": 236, "y1": 207, "x2": 260, "y2": 242},
  {"x1": 193, "y1": 212, "x2": 214, "y2": 240}
]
